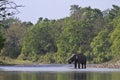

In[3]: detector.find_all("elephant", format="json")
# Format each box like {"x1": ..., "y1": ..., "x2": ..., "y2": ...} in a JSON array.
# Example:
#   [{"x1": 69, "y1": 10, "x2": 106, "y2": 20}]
[{"x1": 68, "y1": 53, "x2": 86, "y2": 69}]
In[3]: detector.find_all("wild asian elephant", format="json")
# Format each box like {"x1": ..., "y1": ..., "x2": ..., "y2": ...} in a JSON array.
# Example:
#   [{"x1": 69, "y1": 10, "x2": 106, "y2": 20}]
[{"x1": 68, "y1": 53, "x2": 86, "y2": 69}]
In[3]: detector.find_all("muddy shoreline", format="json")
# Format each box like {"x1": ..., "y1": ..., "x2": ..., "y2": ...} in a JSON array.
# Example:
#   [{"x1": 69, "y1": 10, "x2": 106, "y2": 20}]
[{"x1": 87, "y1": 63, "x2": 120, "y2": 68}]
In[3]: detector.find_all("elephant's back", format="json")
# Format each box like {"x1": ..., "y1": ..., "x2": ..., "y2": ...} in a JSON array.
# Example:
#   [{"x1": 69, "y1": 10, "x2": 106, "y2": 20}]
[{"x1": 77, "y1": 54, "x2": 86, "y2": 63}]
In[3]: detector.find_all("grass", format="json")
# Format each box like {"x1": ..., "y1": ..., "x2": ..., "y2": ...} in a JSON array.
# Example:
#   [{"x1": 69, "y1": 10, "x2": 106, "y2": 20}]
[{"x1": 0, "y1": 57, "x2": 34, "y2": 65}]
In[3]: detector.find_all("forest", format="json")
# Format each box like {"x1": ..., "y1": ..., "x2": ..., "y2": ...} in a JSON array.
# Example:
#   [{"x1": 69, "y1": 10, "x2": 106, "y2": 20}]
[{"x1": 0, "y1": 1, "x2": 120, "y2": 64}]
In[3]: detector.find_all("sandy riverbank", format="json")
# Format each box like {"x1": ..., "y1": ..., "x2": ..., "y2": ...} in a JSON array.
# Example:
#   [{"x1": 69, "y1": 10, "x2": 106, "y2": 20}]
[{"x1": 87, "y1": 63, "x2": 120, "y2": 68}]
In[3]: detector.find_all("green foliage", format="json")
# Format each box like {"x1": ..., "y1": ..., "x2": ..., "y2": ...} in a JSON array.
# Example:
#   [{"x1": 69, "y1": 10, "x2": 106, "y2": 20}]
[
  {"x1": 0, "y1": 0, "x2": 22, "y2": 58},
  {"x1": 90, "y1": 29, "x2": 112, "y2": 63},
  {"x1": 0, "y1": 60, "x2": 4, "y2": 64},
  {"x1": 90, "y1": 5, "x2": 120, "y2": 63},
  {"x1": 2, "y1": 5, "x2": 120, "y2": 64},
  {"x1": 42, "y1": 53, "x2": 56, "y2": 63},
  {"x1": 1, "y1": 19, "x2": 30, "y2": 58},
  {"x1": 16, "y1": 5, "x2": 120, "y2": 63},
  {"x1": 20, "y1": 20, "x2": 57, "y2": 60},
  {"x1": 56, "y1": 5, "x2": 106, "y2": 63},
  {"x1": 0, "y1": 31, "x2": 5, "y2": 50},
  {"x1": 56, "y1": 17, "x2": 97, "y2": 63},
  {"x1": 0, "y1": 23, "x2": 5, "y2": 52},
  {"x1": 110, "y1": 16, "x2": 120, "y2": 55}
]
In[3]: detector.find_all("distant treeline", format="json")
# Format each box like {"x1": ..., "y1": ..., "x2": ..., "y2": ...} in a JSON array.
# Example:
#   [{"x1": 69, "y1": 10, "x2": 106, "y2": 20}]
[{"x1": 0, "y1": 5, "x2": 120, "y2": 64}]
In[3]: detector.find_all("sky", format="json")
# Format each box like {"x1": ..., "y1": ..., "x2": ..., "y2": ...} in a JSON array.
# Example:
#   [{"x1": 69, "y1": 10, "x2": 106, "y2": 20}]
[{"x1": 11, "y1": 0, "x2": 120, "y2": 24}]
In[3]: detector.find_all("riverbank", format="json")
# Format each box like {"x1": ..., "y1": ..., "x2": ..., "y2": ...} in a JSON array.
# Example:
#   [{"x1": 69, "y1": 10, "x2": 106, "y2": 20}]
[
  {"x1": 1, "y1": 58, "x2": 120, "y2": 68},
  {"x1": 17, "y1": 63, "x2": 120, "y2": 68},
  {"x1": 1, "y1": 63, "x2": 120, "y2": 69},
  {"x1": 0, "y1": 64, "x2": 120, "y2": 72},
  {"x1": 87, "y1": 60, "x2": 120, "y2": 68}
]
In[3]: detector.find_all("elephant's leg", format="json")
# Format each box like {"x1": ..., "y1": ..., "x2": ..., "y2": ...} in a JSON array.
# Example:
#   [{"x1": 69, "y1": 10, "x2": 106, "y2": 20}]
[
  {"x1": 84, "y1": 64, "x2": 86, "y2": 69},
  {"x1": 78, "y1": 63, "x2": 80, "y2": 69},
  {"x1": 82, "y1": 64, "x2": 84, "y2": 69},
  {"x1": 74, "y1": 62, "x2": 77, "y2": 69}
]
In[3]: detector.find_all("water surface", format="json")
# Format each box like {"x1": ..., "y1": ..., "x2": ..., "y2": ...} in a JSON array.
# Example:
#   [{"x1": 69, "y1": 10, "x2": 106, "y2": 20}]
[{"x1": 0, "y1": 64, "x2": 120, "y2": 80}]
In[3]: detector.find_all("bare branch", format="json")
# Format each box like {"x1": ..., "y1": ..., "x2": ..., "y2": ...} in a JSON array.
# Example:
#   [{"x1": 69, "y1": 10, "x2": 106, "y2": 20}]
[{"x1": 0, "y1": 0, "x2": 22, "y2": 20}]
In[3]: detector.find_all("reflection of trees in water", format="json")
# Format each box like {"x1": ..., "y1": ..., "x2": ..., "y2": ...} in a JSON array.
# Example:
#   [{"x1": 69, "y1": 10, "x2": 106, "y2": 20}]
[
  {"x1": 0, "y1": 72, "x2": 20, "y2": 80},
  {"x1": 1, "y1": 71, "x2": 120, "y2": 80},
  {"x1": 57, "y1": 73, "x2": 70, "y2": 80},
  {"x1": 56, "y1": 72, "x2": 87, "y2": 80},
  {"x1": 0, "y1": 71, "x2": 87, "y2": 80},
  {"x1": 21, "y1": 72, "x2": 57, "y2": 80}
]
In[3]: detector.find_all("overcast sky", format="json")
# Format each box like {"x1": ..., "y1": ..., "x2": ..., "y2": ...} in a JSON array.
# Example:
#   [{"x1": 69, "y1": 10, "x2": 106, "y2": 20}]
[{"x1": 11, "y1": 0, "x2": 120, "y2": 23}]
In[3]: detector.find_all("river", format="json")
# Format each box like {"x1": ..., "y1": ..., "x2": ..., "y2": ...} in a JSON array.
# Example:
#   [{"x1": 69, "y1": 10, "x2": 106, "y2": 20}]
[{"x1": 0, "y1": 64, "x2": 120, "y2": 80}]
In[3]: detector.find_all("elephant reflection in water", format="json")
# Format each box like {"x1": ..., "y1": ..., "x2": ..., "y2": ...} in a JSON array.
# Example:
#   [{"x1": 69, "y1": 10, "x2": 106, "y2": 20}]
[
  {"x1": 68, "y1": 53, "x2": 86, "y2": 69},
  {"x1": 73, "y1": 72, "x2": 87, "y2": 80}
]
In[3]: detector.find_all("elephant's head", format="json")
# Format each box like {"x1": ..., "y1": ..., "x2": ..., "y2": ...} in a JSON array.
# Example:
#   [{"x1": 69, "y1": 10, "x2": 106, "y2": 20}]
[{"x1": 68, "y1": 54, "x2": 77, "y2": 64}]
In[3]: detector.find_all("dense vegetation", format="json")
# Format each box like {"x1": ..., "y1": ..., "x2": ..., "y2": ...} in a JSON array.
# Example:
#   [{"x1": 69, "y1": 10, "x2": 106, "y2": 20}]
[{"x1": 1, "y1": 4, "x2": 120, "y2": 64}]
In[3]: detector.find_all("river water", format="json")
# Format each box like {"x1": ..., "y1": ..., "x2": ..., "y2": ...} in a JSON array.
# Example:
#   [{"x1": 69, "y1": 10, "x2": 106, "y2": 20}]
[{"x1": 0, "y1": 64, "x2": 120, "y2": 80}]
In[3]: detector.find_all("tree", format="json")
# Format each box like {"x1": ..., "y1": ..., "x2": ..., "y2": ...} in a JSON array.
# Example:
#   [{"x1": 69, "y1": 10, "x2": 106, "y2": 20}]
[
  {"x1": 0, "y1": 0, "x2": 22, "y2": 52},
  {"x1": 90, "y1": 5, "x2": 120, "y2": 63},
  {"x1": 0, "y1": 31, "x2": 5, "y2": 50},
  {"x1": 70, "y1": 5, "x2": 80, "y2": 14},
  {"x1": 70, "y1": 5, "x2": 104, "y2": 35},
  {"x1": 109, "y1": 5, "x2": 120, "y2": 20},
  {"x1": 0, "y1": 0, "x2": 22, "y2": 20},
  {"x1": 57, "y1": 18, "x2": 94, "y2": 63},
  {"x1": 90, "y1": 29, "x2": 111, "y2": 63},
  {"x1": 20, "y1": 20, "x2": 57, "y2": 60},
  {"x1": 0, "y1": 18, "x2": 31, "y2": 58},
  {"x1": 103, "y1": 5, "x2": 120, "y2": 22},
  {"x1": 110, "y1": 16, "x2": 120, "y2": 55}
]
